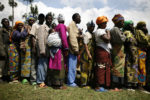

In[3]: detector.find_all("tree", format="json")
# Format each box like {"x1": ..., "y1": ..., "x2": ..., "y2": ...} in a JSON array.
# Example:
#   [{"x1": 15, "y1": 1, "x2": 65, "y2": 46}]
[
  {"x1": 8, "y1": 0, "x2": 17, "y2": 26},
  {"x1": 0, "y1": 2, "x2": 5, "y2": 11},
  {"x1": 30, "y1": 4, "x2": 38, "y2": 18},
  {"x1": 23, "y1": 0, "x2": 34, "y2": 14},
  {"x1": 22, "y1": 0, "x2": 39, "y2": 23}
]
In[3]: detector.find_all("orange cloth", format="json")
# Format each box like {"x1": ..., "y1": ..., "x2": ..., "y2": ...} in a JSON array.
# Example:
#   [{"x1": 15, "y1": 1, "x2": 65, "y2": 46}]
[
  {"x1": 96, "y1": 16, "x2": 108, "y2": 25},
  {"x1": 14, "y1": 21, "x2": 24, "y2": 29},
  {"x1": 112, "y1": 14, "x2": 124, "y2": 24}
]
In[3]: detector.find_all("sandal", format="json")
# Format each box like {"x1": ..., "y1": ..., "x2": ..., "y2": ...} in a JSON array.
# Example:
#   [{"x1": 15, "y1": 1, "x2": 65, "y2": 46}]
[
  {"x1": 39, "y1": 83, "x2": 47, "y2": 88},
  {"x1": 22, "y1": 79, "x2": 28, "y2": 84},
  {"x1": 110, "y1": 88, "x2": 122, "y2": 91},
  {"x1": 95, "y1": 87, "x2": 108, "y2": 92}
]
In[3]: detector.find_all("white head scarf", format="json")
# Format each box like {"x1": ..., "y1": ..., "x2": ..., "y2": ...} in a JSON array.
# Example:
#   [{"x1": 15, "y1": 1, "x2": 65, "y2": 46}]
[{"x1": 57, "y1": 14, "x2": 65, "y2": 22}]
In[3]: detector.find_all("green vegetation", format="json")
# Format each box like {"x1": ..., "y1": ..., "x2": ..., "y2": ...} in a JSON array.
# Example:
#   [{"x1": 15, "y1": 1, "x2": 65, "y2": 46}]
[{"x1": 0, "y1": 82, "x2": 150, "y2": 100}]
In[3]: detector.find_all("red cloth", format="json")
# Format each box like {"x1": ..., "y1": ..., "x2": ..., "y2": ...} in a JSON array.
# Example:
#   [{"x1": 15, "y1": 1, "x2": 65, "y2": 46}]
[{"x1": 95, "y1": 46, "x2": 112, "y2": 87}]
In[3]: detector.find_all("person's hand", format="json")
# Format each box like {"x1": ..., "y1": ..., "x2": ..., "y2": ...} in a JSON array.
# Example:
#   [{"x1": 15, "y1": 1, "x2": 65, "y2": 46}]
[
  {"x1": 77, "y1": 54, "x2": 80, "y2": 62},
  {"x1": 64, "y1": 50, "x2": 68, "y2": 57},
  {"x1": 40, "y1": 53, "x2": 46, "y2": 57},
  {"x1": 74, "y1": 51, "x2": 79, "y2": 55},
  {"x1": 88, "y1": 55, "x2": 92, "y2": 60},
  {"x1": 79, "y1": 28, "x2": 83, "y2": 35}
]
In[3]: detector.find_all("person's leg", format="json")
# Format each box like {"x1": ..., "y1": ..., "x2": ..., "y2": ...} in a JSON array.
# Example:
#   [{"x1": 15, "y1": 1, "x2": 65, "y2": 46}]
[
  {"x1": 106, "y1": 66, "x2": 111, "y2": 88},
  {"x1": 67, "y1": 53, "x2": 77, "y2": 86},
  {"x1": 30, "y1": 54, "x2": 37, "y2": 84},
  {"x1": 37, "y1": 57, "x2": 48, "y2": 85},
  {"x1": 0, "y1": 60, "x2": 5, "y2": 78}
]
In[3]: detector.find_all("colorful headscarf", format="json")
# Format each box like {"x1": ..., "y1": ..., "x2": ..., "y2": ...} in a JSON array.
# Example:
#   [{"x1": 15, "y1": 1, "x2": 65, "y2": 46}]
[
  {"x1": 123, "y1": 20, "x2": 133, "y2": 28},
  {"x1": 14, "y1": 21, "x2": 24, "y2": 29},
  {"x1": 86, "y1": 20, "x2": 95, "y2": 27},
  {"x1": 136, "y1": 21, "x2": 146, "y2": 29},
  {"x1": 112, "y1": 14, "x2": 124, "y2": 24},
  {"x1": 27, "y1": 16, "x2": 35, "y2": 21},
  {"x1": 96, "y1": 16, "x2": 108, "y2": 25}
]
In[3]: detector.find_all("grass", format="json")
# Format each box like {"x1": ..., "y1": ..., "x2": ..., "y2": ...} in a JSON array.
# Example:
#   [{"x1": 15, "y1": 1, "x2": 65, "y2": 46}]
[{"x1": 0, "y1": 82, "x2": 150, "y2": 100}]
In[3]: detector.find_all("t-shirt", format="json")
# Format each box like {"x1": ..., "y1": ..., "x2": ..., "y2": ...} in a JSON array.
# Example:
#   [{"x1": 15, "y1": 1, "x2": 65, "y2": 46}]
[
  {"x1": 94, "y1": 29, "x2": 111, "y2": 53},
  {"x1": 30, "y1": 23, "x2": 42, "y2": 40},
  {"x1": 83, "y1": 31, "x2": 92, "y2": 44}
]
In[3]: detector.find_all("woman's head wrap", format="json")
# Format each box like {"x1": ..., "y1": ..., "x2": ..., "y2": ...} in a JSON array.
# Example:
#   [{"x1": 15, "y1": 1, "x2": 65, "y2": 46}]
[
  {"x1": 136, "y1": 21, "x2": 146, "y2": 29},
  {"x1": 57, "y1": 14, "x2": 65, "y2": 22},
  {"x1": 14, "y1": 21, "x2": 24, "y2": 29},
  {"x1": 86, "y1": 20, "x2": 95, "y2": 27},
  {"x1": 27, "y1": 16, "x2": 35, "y2": 21},
  {"x1": 112, "y1": 14, "x2": 124, "y2": 24},
  {"x1": 124, "y1": 20, "x2": 133, "y2": 28},
  {"x1": 96, "y1": 16, "x2": 108, "y2": 25}
]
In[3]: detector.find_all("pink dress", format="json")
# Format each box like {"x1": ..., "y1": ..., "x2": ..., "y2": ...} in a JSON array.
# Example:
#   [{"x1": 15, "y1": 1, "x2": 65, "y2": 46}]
[{"x1": 49, "y1": 24, "x2": 68, "y2": 70}]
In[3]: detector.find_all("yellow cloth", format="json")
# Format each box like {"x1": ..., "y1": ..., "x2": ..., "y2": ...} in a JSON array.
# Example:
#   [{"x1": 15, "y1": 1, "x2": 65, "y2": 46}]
[
  {"x1": 96, "y1": 16, "x2": 108, "y2": 25},
  {"x1": 14, "y1": 21, "x2": 24, "y2": 29}
]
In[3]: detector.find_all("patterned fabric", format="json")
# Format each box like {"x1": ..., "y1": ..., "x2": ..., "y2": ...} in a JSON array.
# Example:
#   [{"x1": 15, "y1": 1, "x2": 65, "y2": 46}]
[
  {"x1": 21, "y1": 37, "x2": 32, "y2": 77},
  {"x1": 112, "y1": 14, "x2": 124, "y2": 24},
  {"x1": 8, "y1": 43, "x2": 19, "y2": 80},
  {"x1": 138, "y1": 49, "x2": 146, "y2": 86},
  {"x1": 111, "y1": 44, "x2": 125, "y2": 77},
  {"x1": 146, "y1": 47, "x2": 150, "y2": 87},
  {"x1": 124, "y1": 31, "x2": 138, "y2": 85},
  {"x1": 96, "y1": 16, "x2": 108, "y2": 25},
  {"x1": 95, "y1": 46, "x2": 112, "y2": 87},
  {"x1": 80, "y1": 37, "x2": 94, "y2": 85}
]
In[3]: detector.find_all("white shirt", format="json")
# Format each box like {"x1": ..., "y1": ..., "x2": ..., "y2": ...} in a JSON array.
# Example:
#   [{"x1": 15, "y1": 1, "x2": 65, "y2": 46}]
[
  {"x1": 94, "y1": 29, "x2": 111, "y2": 53},
  {"x1": 83, "y1": 31, "x2": 92, "y2": 44},
  {"x1": 30, "y1": 23, "x2": 42, "y2": 40}
]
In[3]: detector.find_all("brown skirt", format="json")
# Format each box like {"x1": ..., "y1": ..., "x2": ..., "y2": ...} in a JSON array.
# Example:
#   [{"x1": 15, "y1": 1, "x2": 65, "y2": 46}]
[{"x1": 95, "y1": 46, "x2": 112, "y2": 87}]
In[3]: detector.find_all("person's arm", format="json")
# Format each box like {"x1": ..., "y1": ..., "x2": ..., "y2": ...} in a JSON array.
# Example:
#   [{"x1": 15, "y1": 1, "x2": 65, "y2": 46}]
[
  {"x1": 83, "y1": 33, "x2": 92, "y2": 60},
  {"x1": 56, "y1": 24, "x2": 69, "y2": 50},
  {"x1": 101, "y1": 30, "x2": 111, "y2": 43},
  {"x1": 135, "y1": 30, "x2": 150, "y2": 46},
  {"x1": 0, "y1": 29, "x2": 6, "y2": 57},
  {"x1": 85, "y1": 44, "x2": 92, "y2": 60}
]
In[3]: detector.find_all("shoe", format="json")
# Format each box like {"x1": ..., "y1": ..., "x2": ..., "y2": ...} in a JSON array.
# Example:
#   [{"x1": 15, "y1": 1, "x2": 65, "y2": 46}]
[
  {"x1": 95, "y1": 87, "x2": 108, "y2": 92},
  {"x1": 31, "y1": 82, "x2": 37, "y2": 85},
  {"x1": 22, "y1": 79, "x2": 28, "y2": 84},
  {"x1": 67, "y1": 83, "x2": 78, "y2": 87},
  {"x1": 9, "y1": 80, "x2": 19, "y2": 84}
]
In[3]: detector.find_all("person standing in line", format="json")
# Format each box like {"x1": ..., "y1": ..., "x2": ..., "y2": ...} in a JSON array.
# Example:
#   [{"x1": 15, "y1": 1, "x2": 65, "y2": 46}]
[
  {"x1": 30, "y1": 14, "x2": 45, "y2": 85},
  {"x1": 67, "y1": 13, "x2": 82, "y2": 87},
  {"x1": 9, "y1": 21, "x2": 28, "y2": 82},
  {"x1": 94, "y1": 16, "x2": 112, "y2": 92},
  {"x1": 123, "y1": 20, "x2": 138, "y2": 89},
  {"x1": 0, "y1": 18, "x2": 12, "y2": 82},
  {"x1": 37, "y1": 13, "x2": 53, "y2": 87},
  {"x1": 20, "y1": 16, "x2": 35, "y2": 85},
  {"x1": 79, "y1": 20, "x2": 95, "y2": 88},
  {"x1": 47, "y1": 14, "x2": 69, "y2": 89},
  {"x1": 135, "y1": 21, "x2": 150, "y2": 90},
  {"x1": 110, "y1": 14, "x2": 126, "y2": 91}
]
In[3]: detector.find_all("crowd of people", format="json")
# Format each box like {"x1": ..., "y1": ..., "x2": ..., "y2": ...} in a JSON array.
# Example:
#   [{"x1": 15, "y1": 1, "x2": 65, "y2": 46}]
[{"x1": 0, "y1": 12, "x2": 150, "y2": 92}]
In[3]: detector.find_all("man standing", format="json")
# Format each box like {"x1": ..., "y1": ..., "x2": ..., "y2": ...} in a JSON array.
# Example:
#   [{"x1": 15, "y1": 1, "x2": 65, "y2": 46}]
[
  {"x1": 37, "y1": 13, "x2": 53, "y2": 87},
  {"x1": 0, "y1": 18, "x2": 12, "y2": 82},
  {"x1": 67, "y1": 13, "x2": 81, "y2": 87},
  {"x1": 30, "y1": 14, "x2": 45, "y2": 85}
]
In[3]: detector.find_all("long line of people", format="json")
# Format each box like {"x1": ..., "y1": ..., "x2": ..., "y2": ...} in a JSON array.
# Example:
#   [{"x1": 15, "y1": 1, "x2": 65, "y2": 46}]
[{"x1": 0, "y1": 12, "x2": 150, "y2": 92}]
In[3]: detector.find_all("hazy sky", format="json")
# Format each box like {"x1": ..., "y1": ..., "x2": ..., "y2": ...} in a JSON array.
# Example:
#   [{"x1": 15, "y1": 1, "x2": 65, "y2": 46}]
[{"x1": 1, "y1": 0, "x2": 150, "y2": 31}]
